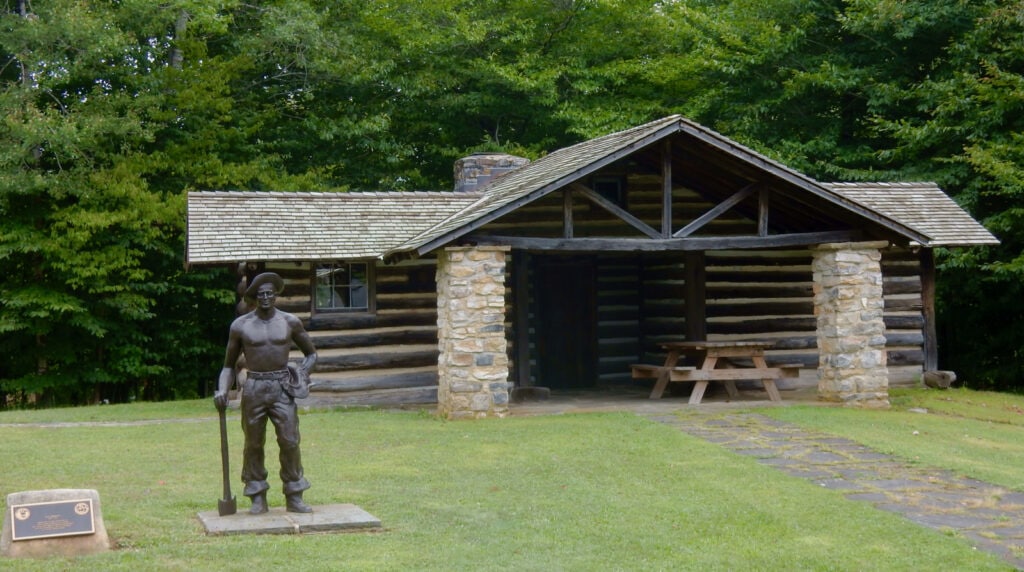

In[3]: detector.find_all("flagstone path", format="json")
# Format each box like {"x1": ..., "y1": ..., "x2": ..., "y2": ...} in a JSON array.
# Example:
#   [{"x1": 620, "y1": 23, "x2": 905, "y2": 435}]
[{"x1": 644, "y1": 410, "x2": 1024, "y2": 570}]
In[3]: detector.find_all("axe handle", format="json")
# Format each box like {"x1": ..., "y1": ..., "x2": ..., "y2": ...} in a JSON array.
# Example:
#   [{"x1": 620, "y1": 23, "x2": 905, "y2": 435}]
[{"x1": 218, "y1": 405, "x2": 233, "y2": 500}]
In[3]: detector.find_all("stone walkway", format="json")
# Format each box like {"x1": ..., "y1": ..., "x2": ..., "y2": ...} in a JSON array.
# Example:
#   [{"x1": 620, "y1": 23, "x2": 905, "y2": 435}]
[{"x1": 644, "y1": 410, "x2": 1024, "y2": 570}]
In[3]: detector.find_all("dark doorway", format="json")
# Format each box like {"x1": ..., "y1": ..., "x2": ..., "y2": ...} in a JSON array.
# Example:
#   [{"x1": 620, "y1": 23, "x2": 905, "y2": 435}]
[{"x1": 534, "y1": 256, "x2": 597, "y2": 389}]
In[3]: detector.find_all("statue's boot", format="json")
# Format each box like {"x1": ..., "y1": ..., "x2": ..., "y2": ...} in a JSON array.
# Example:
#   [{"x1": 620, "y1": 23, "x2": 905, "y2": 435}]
[
  {"x1": 249, "y1": 492, "x2": 268, "y2": 515},
  {"x1": 285, "y1": 492, "x2": 313, "y2": 513}
]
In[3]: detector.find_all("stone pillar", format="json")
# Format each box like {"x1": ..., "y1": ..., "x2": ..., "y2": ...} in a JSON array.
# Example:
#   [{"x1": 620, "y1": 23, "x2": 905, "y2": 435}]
[
  {"x1": 436, "y1": 246, "x2": 512, "y2": 419},
  {"x1": 811, "y1": 241, "x2": 890, "y2": 408}
]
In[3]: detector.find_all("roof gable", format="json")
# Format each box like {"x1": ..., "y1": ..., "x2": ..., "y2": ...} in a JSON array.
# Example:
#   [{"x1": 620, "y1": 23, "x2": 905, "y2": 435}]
[{"x1": 389, "y1": 116, "x2": 991, "y2": 257}]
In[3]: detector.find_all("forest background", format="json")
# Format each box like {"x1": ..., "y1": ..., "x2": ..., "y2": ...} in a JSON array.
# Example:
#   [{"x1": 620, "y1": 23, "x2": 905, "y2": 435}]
[{"x1": 2, "y1": 0, "x2": 1022, "y2": 406}]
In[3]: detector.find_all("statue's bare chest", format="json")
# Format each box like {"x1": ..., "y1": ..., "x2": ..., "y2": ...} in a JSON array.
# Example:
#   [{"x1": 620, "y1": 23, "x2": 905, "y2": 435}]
[{"x1": 241, "y1": 317, "x2": 291, "y2": 348}]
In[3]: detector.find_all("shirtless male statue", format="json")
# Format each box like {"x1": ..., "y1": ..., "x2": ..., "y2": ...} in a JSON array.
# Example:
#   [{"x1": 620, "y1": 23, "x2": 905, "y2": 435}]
[{"x1": 213, "y1": 272, "x2": 318, "y2": 514}]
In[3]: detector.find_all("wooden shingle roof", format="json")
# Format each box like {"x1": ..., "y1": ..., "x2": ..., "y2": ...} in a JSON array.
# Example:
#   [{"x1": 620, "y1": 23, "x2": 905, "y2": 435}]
[
  {"x1": 825, "y1": 182, "x2": 998, "y2": 246},
  {"x1": 186, "y1": 116, "x2": 997, "y2": 264},
  {"x1": 186, "y1": 191, "x2": 479, "y2": 264}
]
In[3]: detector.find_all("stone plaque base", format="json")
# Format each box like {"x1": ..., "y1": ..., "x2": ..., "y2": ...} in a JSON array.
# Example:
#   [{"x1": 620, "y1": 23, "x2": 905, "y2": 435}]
[
  {"x1": 2, "y1": 489, "x2": 110, "y2": 559},
  {"x1": 197, "y1": 503, "x2": 381, "y2": 536}
]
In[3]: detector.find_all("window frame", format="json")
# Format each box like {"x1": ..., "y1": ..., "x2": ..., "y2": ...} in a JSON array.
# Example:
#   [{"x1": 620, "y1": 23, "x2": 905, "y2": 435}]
[
  {"x1": 312, "y1": 261, "x2": 376, "y2": 314},
  {"x1": 590, "y1": 174, "x2": 627, "y2": 207}
]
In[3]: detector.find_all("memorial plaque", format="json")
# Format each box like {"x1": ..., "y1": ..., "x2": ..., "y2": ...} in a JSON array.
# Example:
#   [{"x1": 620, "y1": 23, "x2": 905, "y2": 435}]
[{"x1": 10, "y1": 499, "x2": 95, "y2": 541}]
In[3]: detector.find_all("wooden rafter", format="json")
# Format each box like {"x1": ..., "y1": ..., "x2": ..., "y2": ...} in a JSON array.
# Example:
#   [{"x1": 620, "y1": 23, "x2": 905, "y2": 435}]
[
  {"x1": 674, "y1": 183, "x2": 758, "y2": 238},
  {"x1": 571, "y1": 183, "x2": 660, "y2": 239}
]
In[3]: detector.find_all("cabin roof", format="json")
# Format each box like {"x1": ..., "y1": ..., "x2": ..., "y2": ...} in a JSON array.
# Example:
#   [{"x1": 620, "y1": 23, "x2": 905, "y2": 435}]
[
  {"x1": 186, "y1": 116, "x2": 997, "y2": 264},
  {"x1": 824, "y1": 182, "x2": 997, "y2": 246},
  {"x1": 186, "y1": 191, "x2": 479, "y2": 263},
  {"x1": 388, "y1": 115, "x2": 997, "y2": 257}
]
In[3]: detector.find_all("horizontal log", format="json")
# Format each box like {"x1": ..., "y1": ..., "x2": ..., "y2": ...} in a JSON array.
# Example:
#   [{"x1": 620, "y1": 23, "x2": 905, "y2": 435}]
[
  {"x1": 885, "y1": 332, "x2": 925, "y2": 346},
  {"x1": 468, "y1": 230, "x2": 859, "y2": 252},
  {"x1": 263, "y1": 264, "x2": 311, "y2": 281},
  {"x1": 311, "y1": 369, "x2": 438, "y2": 393},
  {"x1": 316, "y1": 348, "x2": 438, "y2": 373},
  {"x1": 705, "y1": 270, "x2": 812, "y2": 283},
  {"x1": 768, "y1": 337, "x2": 817, "y2": 350},
  {"x1": 274, "y1": 299, "x2": 310, "y2": 314},
  {"x1": 638, "y1": 282, "x2": 815, "y2": 300},
  {"x1": 884, "y1": 298, "x2": 923, "y2": 312},
  {"x1": 310, "y1": 327, "x2": 437, "y2": 349},
  {"x1": 597, "y1": 306, "x2": 642, "y2": 321},
  {"x1": 597, "y1": 291, "x2": 642, "y2": 306},
  {"x1": 309, "y1": 309, "x2": 436, "y2": 330},
  {"x1": 302, "y1": 386, "x2": 439, "y2": 407},
  {"x1": 706, "y1": 285, "x2": 816, "y2": 299},
  {"x1": 888, "y1": 349, "x2": 924, "y2": 366},
  {"x1": 704, "y1": 254, "x2": 814, "y2": 267},
  {"x1": 597, "y1": 338, "x2": 642, "y2": 355},
  {"x1": 884, "y1": 315, "x2": 926, "y2": 329},
  {"x1": 880, "y1": 262, "x2": 922, "y2": 277},
  {"x1": 375, "y1": 281, "x2": 436, "y2": 296},
  {"x1": 376, "y1": 294, "x2": 438, "y2": 311},
  {"x1": 706, "y1": 301, "x2": 814, "y2": 318},
  {"x1": 708, "y1": 317, "x2": 817, "y2": 335},
  {"x1": 641, "y1": 301, "x2": 686, "y2": 318},
  {"x1": 883, "y1": 277, "x2": 922, "y2": 295},
  {"x1": 597, "y1": 323, "x2": 641, "y2": 339}
]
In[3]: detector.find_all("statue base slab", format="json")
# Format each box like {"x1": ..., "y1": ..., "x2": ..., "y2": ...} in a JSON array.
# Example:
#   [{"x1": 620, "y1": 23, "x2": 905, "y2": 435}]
[{"x1": 197, "y1": 503, "x2": 381, "y2": 536}]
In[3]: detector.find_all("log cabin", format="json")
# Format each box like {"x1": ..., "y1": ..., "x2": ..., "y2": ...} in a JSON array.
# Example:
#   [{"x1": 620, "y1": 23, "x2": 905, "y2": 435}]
[{"x1": 186, "y1": 115, "x2": 998, "y2": 417}]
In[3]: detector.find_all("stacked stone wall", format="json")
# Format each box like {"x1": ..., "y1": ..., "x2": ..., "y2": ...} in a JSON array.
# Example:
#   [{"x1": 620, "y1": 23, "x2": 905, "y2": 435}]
[
  {"x1": 812, "y1": 241, "x2": 890, "y2": 408},
  {"x1": 436, "y1": 246, "x2": 512, "y2": 419}
]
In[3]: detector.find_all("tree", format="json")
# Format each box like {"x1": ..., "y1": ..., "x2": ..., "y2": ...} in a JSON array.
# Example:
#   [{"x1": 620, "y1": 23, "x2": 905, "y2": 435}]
[
  {"x1": 661, "y1": 0, "x2": 1023, "y2": 388},
  {"x1": 0, "y1": 1, "x2": 238, "y2": 404}
]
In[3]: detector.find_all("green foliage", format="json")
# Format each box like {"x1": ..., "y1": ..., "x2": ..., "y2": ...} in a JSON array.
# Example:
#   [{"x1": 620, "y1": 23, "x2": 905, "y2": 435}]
[
  {"x1": 0, "y1": 1, "x2": 236, "y2": 404},
  {"x1": 665, "y1": 0, "x2": 1024, "y2": 389}
]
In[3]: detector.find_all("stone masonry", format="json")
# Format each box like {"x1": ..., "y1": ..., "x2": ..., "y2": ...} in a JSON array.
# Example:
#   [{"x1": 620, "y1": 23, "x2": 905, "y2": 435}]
[
  {"x1": 811, "y1": 241, "x2": 890, "y2": 408},
  {"x1": 453, "y1": 153, "x2": 530, "y2": 193},
  {"x1": 435, "y1": 246, "x2": 512, "y2": 419}
]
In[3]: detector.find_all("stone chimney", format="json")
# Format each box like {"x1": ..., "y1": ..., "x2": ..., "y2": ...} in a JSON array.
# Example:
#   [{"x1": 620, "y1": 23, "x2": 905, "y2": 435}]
[{"x1": 453, "y1": 153, "x2": 529, "y2": 193}]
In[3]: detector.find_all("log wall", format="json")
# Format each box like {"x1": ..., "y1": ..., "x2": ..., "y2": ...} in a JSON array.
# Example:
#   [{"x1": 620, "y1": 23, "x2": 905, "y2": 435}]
[{"x1": 264, "y1": 259, "x2": 441, "y2": 407}]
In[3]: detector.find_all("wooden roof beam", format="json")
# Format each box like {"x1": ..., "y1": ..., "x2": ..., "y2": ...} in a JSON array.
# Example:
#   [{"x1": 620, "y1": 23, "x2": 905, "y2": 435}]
[
  {"x1": 674, "y1": 183, "x2": 758, "y2": 238},
  {"x1": 466, "y1": 230, "x2": 860, "y2": 252},
  {"x1": 571, "y1": 183, "x2": 661, "y2": 239}
]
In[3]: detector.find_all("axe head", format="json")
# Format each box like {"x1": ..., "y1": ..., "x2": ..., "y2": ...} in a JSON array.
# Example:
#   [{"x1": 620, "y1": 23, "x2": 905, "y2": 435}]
[{"x1": 218, "y1": 496, "x2": 237, "y2": 516}]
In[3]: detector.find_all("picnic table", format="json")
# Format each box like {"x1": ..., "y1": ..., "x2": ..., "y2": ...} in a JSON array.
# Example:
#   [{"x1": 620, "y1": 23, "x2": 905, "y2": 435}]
[{"x1": 631, "y1": 341, "x2": 801, "y2": 404}]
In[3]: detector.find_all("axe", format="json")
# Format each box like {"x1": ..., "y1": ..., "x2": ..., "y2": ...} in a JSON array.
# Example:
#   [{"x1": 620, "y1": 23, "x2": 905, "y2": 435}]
[{"x1": 217, "y1": 401, "x2": 237, "y2": 516}]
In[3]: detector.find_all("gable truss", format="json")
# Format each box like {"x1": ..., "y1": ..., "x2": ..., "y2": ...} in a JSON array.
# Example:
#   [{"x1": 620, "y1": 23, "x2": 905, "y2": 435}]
[{"x1": 464, "y1": 139, "x2": 863, "y2": 252}]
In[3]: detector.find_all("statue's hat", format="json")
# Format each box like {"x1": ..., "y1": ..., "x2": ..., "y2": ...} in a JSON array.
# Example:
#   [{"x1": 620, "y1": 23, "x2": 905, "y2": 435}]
[{"x1": 244, "y1": 272, "x2": 285, "y2": 299}]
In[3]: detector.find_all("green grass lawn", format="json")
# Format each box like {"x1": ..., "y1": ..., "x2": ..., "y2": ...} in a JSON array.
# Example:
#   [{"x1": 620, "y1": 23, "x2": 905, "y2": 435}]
[{"x1": 0, "y1": 392, "x2": 1017, "y2": 571}]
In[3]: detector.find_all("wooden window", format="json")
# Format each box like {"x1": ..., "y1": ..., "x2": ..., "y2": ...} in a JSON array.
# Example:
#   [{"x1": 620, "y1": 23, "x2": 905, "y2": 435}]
[
  {"x1": 591, "y1": 175, "x2": 626, "y2": 206},
  {"x1": 315, "y1": 262, "x2": 372, "y2": 312}
]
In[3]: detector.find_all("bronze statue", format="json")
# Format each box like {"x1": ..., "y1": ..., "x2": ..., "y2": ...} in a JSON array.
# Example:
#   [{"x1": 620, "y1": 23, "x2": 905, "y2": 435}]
[{"x1": 214, "y1": 272, "x2": 318, "y2": 514}]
